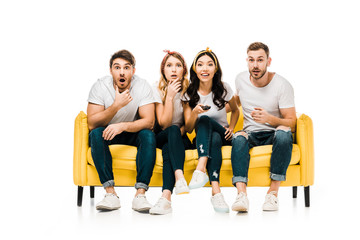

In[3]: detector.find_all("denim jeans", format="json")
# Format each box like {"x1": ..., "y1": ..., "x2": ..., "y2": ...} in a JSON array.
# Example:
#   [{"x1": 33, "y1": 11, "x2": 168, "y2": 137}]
[
  {"x1": 156, "y1": 125, "x2": 193, "y2": 193},
  {"x1": 231, "y1": 129, "x2": 293, "y2": 185},
  {"x1": 89, "y1": 127, "x2": 156, "y2": 190},
  {"x1": 194, "y1": 115, "x2": 231, "y2": 182}
]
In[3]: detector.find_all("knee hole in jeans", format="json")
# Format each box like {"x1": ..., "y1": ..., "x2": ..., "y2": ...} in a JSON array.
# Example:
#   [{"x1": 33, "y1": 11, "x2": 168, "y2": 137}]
[
  {"x1": 275, "y1": 126, "x2": 291, "y2": 132},
  {"x1": 233, "y1": 131, "x2": 248, "y2": 140}
]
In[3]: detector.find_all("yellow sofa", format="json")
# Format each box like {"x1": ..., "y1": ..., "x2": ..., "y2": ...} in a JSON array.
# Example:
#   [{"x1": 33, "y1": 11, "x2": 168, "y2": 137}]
[{"x1": 74, "y1": 109, "x2": 314, "y2": 207}]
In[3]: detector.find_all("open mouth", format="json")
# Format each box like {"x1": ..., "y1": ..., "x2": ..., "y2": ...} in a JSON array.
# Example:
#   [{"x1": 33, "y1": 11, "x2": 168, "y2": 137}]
[
  {"x1": 171, "y1": 75, "x2": 177, "y2": 78},
  {"x1": 201, "y1": 73, "x2": 209, "y2": 77},
  {"x1": 119, "y1": 78, "x2": 126, "y2": 83}
]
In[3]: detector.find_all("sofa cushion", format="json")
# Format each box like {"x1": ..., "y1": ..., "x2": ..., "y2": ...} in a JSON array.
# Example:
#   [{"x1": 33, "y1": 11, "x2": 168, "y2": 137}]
[
  {"x1": 87, "y1": 144, "x2": 300, "y2": 172},
  {"x1": 220, "y1": 144, "x2": 300, "y2": 170}
]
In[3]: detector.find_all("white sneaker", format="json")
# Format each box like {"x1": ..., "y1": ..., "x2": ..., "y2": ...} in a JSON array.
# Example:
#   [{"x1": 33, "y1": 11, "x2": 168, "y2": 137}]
[
  {"x1": 262, "y1": 191, "x2": 279, "y2": 211},
  {"x1": 149, "y1": 197, "x2": 172, "y2": 215},
  {"x1": 189, "y1": 170, "x2": 209, "y2": 189},
  {"x1": 231, "y1": 192, "x2": 249, "y2": 212},
  {"x1": 96, "y1": 193, "x2": 121, "y2": 211},
  {"x1": 132, "y1": 194, "x2": 153, "y2": 212},
  {"x1": 211, "y1": 193, "x2": 229, "y2": 213},
  {"x1": 174, "y1": 178, "x2": 190, "y2": 195}
]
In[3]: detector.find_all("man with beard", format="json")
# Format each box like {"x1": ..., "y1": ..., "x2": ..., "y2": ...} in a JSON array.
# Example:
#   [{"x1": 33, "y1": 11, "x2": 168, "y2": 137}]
[
  {"x1": 230, "y1": 42, "x2": 296, "y2": 212},
  {"x1": 87, "y1": 49, "x2": 156, "y2": 212}
]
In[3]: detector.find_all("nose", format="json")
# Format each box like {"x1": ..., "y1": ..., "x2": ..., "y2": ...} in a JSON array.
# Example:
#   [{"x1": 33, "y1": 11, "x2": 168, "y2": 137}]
[
  {"x1": 119, "y1": 68, "x2": 125, "y2": 76},
  {"x1": 171, "y1": 66, "x2": 176, "y2": 72}
]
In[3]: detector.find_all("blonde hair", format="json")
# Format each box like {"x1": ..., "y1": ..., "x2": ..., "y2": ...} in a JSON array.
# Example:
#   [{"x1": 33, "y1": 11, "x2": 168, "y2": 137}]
[{"x1": 158, "y1": 52, "x2": 189, "y2": 103}]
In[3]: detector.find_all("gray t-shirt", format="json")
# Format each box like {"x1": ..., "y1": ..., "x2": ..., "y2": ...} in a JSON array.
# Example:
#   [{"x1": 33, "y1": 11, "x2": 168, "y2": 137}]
[
  {"x1": 235, "y1": 71, "x2": 295, "y2": 132},
  {"x1": 182, "y1": 82, "x2": 234, "y2": 127},
  {"x1": 152, "y1": 83, "x2": 184, "y2": 128},
  {"x1": 88, "y1": 75, "x2": 156, "y2": 125}
]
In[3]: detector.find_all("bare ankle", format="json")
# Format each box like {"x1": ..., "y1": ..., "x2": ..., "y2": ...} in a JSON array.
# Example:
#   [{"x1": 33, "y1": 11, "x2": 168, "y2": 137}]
[
  {"x1": 135, "y1": 188, "x2": 146, "y2": 196},
  {"x1": 162, "y1": 190, "x2": 172, "y2": 202},
  {"x1": 105, "y1": 187, "x2": 117, "y2": 196}
]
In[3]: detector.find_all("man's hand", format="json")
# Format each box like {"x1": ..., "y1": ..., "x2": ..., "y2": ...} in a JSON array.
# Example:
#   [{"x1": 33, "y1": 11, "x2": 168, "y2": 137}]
[
  {"x1": 251, "y1": 107, "x2": 270, "y2": 124},
  {"x1": 103, "y1": 123, "x2": 125, "y2": 140},
  {"x1": 114, "y1": 85, "x2": 132, "y2": 109}
]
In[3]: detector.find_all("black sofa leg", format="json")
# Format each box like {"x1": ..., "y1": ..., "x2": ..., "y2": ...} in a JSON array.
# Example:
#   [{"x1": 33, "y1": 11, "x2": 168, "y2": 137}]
[
  {"x1": 77, "y1": 186, "x2": 84, "y2": 207},
  {"x1": 304, "y1": 186, "x2": 310, "y2": 207},
  {"x1": 292, "y1": 186, "x2": 298, "y2": 198},
  {"x1": 90, "y1": 186, "x2": 95, "y2": 198}
]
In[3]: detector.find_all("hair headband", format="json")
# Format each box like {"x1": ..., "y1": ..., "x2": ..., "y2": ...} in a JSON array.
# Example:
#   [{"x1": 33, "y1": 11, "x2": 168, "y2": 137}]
[
  {"x1": 161, "y1": 49, "x2": 187, "y2": 75},
  {"x1": 192, "y1": 47, "x2": 218, "y2": 72}
]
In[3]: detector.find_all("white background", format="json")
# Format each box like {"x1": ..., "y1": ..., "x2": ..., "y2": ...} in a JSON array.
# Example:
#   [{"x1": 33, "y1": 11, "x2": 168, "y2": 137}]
[{"x1": 1, "y1": 0, "x2": 359, "y2": 239}]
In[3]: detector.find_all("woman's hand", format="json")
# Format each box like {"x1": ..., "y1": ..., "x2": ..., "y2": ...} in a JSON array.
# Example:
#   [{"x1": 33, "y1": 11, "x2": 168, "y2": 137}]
[
  {"x1": 166, "y1": 80, "x2": 181, "y2": 101},
  {"x1": 192, "y1": 104, "x2": 210, "y2": 115},
  {"x1": 224, "y1": 127, "x2": 234, "y2": 141}
]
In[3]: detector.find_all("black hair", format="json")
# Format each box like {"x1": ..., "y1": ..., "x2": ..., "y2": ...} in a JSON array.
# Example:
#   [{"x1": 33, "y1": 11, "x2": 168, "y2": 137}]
[{"x1": 185, "y1": 51, "x2": 227, "y2": 110}]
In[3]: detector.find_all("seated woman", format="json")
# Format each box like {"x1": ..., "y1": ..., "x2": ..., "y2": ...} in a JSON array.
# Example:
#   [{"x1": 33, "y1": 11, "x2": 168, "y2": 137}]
[
  {"x1": 150, "y1": 50, "x2": 193, "y2": 215},
  {"x1": 182, "y1": 48, "x2": 239, "y2": 213}
]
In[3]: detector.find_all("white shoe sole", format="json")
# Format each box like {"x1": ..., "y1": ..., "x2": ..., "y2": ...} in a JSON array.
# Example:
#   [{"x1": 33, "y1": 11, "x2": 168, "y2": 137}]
[
  {"x1": 232, "y1": 205, "x2": 248, "y2": 212},
  {"x1": 213, "y1": 207, "x2": 229, "y2": 213},
  {"x1": 262, "y1": 206, "x2": 278, "y2": 211},
  {"x1": 96, "y1": 205, "x2": 120, "y2": 211},
  {"x1": 149, "y1": 209, "x2": 172, "y2": 215},
  {"x1": 132, "y1": 206, "x2": 151, "y2": 213},
  {"x1": 175, "y1": 188, "x2": 190, "y2": 195}
]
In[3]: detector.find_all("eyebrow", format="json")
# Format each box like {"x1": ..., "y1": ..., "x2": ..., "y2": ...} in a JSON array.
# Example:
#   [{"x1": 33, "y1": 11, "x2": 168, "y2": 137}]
[
  {"x1": 113, "y1": 63, "x2": 131, "y2": 66},
  {"x1": 197, "y1": 60, "x2": 214, "y2": 64}
]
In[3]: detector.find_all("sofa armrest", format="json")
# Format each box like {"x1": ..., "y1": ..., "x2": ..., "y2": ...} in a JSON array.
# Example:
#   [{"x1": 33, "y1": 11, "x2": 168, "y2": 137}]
[
  {"x1": 295, "y1": 113, "x2": 314, "y2": 186},
  {"x1": 73, "y1": 111, "x2": 89, "y2": 186}
]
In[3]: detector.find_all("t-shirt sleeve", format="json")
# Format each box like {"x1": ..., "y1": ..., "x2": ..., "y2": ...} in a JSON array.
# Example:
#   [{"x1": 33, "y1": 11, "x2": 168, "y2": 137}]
[
  {"x1": 235, "y1": 73, "x2": 242, "y2": 96},
  {"x1": 139, "y1": 82, "x2": 157, "y2": 107},
  {"x1": 87, "y1": 80, "x2": 104, "y2": 106},
  {"x1": 279, "y1": 80, "x2": 295, "y2": 108},
  {"x1": 152, "y1": 86, "x2": 163, "y2": 104},
  {"x1": 223, "y1": 82, "x2": 234, "y2": 102}
]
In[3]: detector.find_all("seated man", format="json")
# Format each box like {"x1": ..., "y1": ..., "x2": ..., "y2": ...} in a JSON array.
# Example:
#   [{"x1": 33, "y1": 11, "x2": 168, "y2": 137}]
[
  {"x1": 87, "y1": 49, "x2": 156, "y2": 212},
  {"x1": 231, "y1": 42, "x2": 296, "y2": 212}
]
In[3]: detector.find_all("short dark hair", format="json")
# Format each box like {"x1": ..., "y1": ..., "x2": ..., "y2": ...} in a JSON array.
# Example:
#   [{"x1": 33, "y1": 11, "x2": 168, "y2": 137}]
[
  {"x1": 247, "y1": 42, "x2": 270, "y2": 58},
  {"x1": 109, "y1": 50, "x2": 136, "y2": 68}
]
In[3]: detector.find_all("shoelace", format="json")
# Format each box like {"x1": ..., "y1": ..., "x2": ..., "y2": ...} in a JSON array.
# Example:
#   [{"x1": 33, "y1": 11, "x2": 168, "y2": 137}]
[
  {"x1": 153, "y1": 198, "x2": 166, "y2": 208},
  {"x1": 266, "y1": 192, "x2": 278, "y2": 205},
  {"x1": 195, "y1": 172, "x2": 201, "y2": 181},
  {"x1": 176, "y1": 179, "x2": 184, "y2": 187},
  {"x1": 236, "y1": 193, "x2": 247, "y2": 203},
  {"x1": 214, "y1": 194, "x2": 227, "y2": 207}
]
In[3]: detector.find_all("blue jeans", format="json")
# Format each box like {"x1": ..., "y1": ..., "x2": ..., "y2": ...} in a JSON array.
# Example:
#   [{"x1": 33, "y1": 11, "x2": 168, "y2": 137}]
[
  {"x1": 156, "y1": 125, "x2": 193, "y2": 193},
  {"x1": 231, "y1": 129, "x2": 293, "y2": 185},
  {"x1": 89, "y1": 127, "x2": 156, "y2": 190},
  {"x1": 194, "y1": 115, "x2": 231, "y2": 182}
]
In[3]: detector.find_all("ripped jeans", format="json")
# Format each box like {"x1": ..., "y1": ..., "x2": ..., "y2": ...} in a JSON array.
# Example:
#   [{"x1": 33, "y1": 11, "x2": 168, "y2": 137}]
[
  {"x1": 194, "y1": 115, "x2": 231, "y2": 182},
  {"x1": 231, "y1": 128, "x2": 293, "y2": 185}
]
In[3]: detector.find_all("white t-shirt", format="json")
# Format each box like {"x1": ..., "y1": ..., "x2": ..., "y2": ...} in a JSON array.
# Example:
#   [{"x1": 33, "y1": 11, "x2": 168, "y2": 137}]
[
  {"x1": 88, "y1": 75, "x2": 156, "y2": 125},
  {"x1": 182, "y1": 82, "x2": 234, "y2": 127},
  {"x1": 152, "y1": 83, "x2": 184, "y2": 128},
  {"x1": 235, "y1": 71, "x2": 295, "y2": 132}
]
